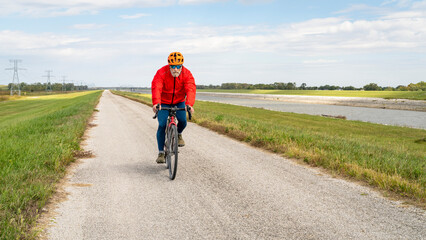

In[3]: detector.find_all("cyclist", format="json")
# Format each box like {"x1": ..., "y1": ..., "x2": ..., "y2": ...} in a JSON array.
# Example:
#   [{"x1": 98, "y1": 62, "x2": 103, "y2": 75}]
[{"x1": 151, "y1": 52, "x2": 196, "y2": 163}]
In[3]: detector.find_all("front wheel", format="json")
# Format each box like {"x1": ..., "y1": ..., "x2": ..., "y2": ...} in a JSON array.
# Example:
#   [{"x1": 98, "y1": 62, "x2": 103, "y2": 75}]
[
  {"x1": 167, "y1": 124, "x2": 178, "y2": 180},
  {"x1": 164, "y1": 128, "x2": 170, "y2": 169}
]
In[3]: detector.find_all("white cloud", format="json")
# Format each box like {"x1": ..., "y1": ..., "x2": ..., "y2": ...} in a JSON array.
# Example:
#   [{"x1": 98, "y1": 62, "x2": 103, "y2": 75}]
[
  {"x1": 0, "y1": 0, "x2": 262, "y2": 17},
  {"x1": 303, "y1": 59, "x2": 340, "y2": 64},
  {"x1": 178, "y1": 0, "x2": 225, "y2": 4},
  {"x1": 382, "y1": 0, "x2": 412, "y2": 7},
  {"x1": 0, "y1": 31, "x2": 88, "y2": 51},
  {"x1": 2, "y1": 9, "x2": 426, "y2": 61},
  {"x1": 334, "y1": 4, "x2": 383, "y2": 14},
  {"x1": 1, "y1": 0, "x2": 426, "y2": 64},
  {"x1": 0, "y1": 0, "x2": 173, "y2": 17},
  {"x1": 238, "y1": 0, "x2": 274, "y2": 4},
  {"x1": 411, "y1": 0, "x2": 426, "y2": 9},
  {"x1": 120, "y1": 13, "x2": 151, "y2": 19},
  {"x1": 72, "y1": 23, "x2": 107, "y2": 29}
]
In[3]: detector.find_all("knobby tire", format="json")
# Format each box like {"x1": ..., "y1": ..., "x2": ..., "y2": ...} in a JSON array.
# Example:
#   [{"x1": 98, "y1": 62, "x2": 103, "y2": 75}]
[{"x1": 168, "y1": 124, "x2": 178, "y2": 180}]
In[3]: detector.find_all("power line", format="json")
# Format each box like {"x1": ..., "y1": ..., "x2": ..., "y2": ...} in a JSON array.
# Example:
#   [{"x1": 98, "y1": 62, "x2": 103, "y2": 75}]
[{"x1": 5, "y1": 59, "x2": 25, "y2": 96}]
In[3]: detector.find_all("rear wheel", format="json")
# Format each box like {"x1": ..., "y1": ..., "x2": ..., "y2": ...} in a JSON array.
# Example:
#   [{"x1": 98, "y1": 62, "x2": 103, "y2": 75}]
[{"x1": 168, "y1": 124, "x2": 178, "y2": 180}]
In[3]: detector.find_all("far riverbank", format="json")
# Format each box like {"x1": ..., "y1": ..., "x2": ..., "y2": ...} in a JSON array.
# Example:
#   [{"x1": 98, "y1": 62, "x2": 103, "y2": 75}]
[{"x1": 197, "y1": 92, "x2": 426, "y2": 112}]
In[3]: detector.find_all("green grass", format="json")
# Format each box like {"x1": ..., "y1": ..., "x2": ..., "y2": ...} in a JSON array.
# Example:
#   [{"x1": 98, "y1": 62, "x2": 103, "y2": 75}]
[
  {"x1": 198, "y1": 89, "x2": 426, "y2": 100},
  {"x1": 0, "y1": 85, "x2": 9, "y2": 100},
  {"x1": 0, "y1": 90, "x2": 86, "y2": 102},
  {"x1": 0, "y1": 91, "x2": 102, "y2": 239},
  {"x1": 112, "y1": 90, "x2": 426, "y2": 207}
]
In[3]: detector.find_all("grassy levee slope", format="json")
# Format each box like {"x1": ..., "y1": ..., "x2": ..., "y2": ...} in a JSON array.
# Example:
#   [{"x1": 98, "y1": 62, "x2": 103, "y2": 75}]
[
  {"x1": 0, "y1": 85, "x2": 9, "y2": 101},
  {"x1": 0, "y1": 91, "x2": 102, "y2": 239},
  {"x1": 112, "y1": 91, "x2": 425, "y2": 207},
  {"x1": 198, "y1": 89, "x2": 426, "y2": 100}
]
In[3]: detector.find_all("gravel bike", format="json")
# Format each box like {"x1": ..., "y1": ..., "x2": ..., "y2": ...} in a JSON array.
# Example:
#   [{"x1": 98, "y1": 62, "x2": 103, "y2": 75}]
[{"x1": 153, "y1": 104, "x2": 192, "y2": 180}]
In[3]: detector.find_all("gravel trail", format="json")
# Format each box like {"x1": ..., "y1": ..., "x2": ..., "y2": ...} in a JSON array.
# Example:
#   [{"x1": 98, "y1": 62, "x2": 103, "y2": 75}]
[{"x1": 45, "y1": 90, "x2": 425, "y2": 240}]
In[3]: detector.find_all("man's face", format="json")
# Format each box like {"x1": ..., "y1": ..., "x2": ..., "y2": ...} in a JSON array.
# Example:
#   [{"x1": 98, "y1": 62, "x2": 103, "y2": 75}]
[{"x1": 170, "y1": 65, "x2": 182, "y2": 77}]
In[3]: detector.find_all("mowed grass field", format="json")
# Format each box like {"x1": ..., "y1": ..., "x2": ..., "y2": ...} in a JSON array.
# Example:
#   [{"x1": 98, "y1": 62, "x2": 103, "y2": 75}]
[
  {"x1": 0, "y1": 91, "x2": 102, "y2": 239},
  {"x1": 198, "y1": 89, "x2": 426, "y2": 100},
  {"x1": 112, "y1": 91, "x2": 426, "y2": 207},
  {"x1": 0, "y1": 89, "x2": 79, "y2": 102}
]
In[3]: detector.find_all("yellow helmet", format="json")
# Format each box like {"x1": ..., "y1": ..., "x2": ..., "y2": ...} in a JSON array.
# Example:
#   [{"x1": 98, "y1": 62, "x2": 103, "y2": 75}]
[{"x1": 168, "y1": 52, "x2": 184, "y2": 65}]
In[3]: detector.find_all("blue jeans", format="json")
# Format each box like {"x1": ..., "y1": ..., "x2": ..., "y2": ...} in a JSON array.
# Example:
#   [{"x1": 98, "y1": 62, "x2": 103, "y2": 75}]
[{"x1": 156, "y1": 102, "x2": 187, "y2": 152}]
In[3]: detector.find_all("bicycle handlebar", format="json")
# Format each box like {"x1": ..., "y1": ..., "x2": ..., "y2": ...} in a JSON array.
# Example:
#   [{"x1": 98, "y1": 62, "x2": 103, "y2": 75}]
[{"x1": 152, "y1": 104, "x2": 192, "y2": 120}]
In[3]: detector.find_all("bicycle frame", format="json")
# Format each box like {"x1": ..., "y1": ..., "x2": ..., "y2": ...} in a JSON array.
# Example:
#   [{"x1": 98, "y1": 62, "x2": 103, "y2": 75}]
[
  {"x1": 164, "y1": 114, "x2": 177, "y2": 156},
  {"x1": 167, "y1": 115, "x2": 178, "y2": 129},
  {"x1": 153, "y1": 104, "x2": 192, "y2": 180}
]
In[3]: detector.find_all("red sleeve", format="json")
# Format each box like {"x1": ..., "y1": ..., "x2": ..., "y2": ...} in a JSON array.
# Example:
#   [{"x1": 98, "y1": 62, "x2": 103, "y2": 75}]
[
  {"x1": 151, "y1": 69, "x2": 163, "y2": 106},
  {"x1": 184, "y1": 69, "x2": 196, "y2": 106}
]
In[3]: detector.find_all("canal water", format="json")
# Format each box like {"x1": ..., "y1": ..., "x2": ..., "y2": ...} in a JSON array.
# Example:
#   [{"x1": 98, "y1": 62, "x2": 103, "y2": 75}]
[{"x1": 196, "y1": 93, "x2": 426, "y2": 129}]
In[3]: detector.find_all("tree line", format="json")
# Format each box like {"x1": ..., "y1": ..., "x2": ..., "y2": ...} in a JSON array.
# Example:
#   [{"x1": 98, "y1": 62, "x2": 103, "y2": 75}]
[
  {"x1": 197, "y1": 81, "x2": 426, "y2": 91},
  {"x1": 6, "y1": 82, "x2": 88, "y2": 92}
]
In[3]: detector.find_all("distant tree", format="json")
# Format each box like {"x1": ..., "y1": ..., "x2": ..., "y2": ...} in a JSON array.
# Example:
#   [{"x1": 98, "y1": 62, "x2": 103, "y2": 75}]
[
  {"x1": 286, "y1": 82, "x2": 297, "y2": 90},
  {"x1": 273, "y1": 82, "x2": 286, "y2": 90},
  {"x1": 396, "y1": 85, "x2": 408, "y2": 91},
  {"x1": 35, "y1": 82, "x2": 44, "y2": 91},
  {"x1": 299, "y1": 83, "x2": 307, "y2": 90},
  {"x1": 319, "y1": 85, "x2": 340, "y2": 90},
  {"x1": 52, "y1": 83, "x2": 62, "y2": 91},
  {"x1": 221, "y1": 83, "x2": 237, "y2": 89},
  {"x1": 342, "y1": 86, "x2": 356, "y2": 90},
  {"x1": 407, "y1": 81, "x2": 426, "y2": 91},
  {"x1": 363, "y1": 83, "x2": 382, "y2": 91},
  {"x1": 253, "y1": 83, "x2": 268, "y2": 89},
  {"x1": 19, "y1": 82, "x2": 27, "y2": 90},
  {"x1": 240, "y1": 83, "x2": 251, "y2": 89}
]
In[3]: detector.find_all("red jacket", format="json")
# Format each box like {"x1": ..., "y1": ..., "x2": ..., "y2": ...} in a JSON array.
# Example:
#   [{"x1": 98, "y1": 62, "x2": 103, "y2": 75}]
[{"x1": 151, "y1": 65, "x2": 196, "y2": 106}]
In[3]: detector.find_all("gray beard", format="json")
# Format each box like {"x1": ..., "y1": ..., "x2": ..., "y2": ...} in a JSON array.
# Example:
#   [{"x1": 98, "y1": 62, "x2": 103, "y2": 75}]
[{"x1": 171, "y1": 71, "x2": 181, "y2": 77}]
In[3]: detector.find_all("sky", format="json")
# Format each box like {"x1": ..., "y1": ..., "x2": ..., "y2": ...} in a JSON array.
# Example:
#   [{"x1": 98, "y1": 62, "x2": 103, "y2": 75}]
[{"x1": 0, "y1": 0, "x2": 425, "y2": 88}]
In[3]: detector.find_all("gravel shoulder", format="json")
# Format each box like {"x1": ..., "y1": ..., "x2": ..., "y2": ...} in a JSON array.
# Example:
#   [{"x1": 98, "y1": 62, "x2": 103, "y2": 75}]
[{"x1": 42, "y1": 91, "x2": 425, "y2": 239}]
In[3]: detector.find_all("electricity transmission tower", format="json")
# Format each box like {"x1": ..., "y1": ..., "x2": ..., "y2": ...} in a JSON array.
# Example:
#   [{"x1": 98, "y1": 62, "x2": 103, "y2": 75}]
[
  {"x1": 69, "y1": 80, "x2": 75, "y2": 91},
  {"x1": 5, "y1": 59, "x2": 25, "y2": 96},
  {"x1": 43, "y1": 70, "x2": 54, "y2": 92}
]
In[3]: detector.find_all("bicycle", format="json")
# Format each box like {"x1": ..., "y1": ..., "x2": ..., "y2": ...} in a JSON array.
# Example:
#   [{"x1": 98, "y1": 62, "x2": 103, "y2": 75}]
[{"x1": 153, "y1": 104, "x2": 192, "y2": 180}]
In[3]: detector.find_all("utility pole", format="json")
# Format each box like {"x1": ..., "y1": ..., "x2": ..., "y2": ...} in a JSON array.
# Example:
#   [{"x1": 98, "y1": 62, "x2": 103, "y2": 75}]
[
  {"x1": 43, "y1": 70, "x2": 54, "y2": 92},
  {"x1": 62, "y1": 76, "x2": 67, "y2": 92},
  {"x1": 5, "y1": 59, "x2": 25, "y2": 96}
]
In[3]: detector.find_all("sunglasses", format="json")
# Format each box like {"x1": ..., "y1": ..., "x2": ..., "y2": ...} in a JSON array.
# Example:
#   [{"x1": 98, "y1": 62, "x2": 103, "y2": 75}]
[{"x1": 170, "y1": 65, "x2": 182, "y2": 69}]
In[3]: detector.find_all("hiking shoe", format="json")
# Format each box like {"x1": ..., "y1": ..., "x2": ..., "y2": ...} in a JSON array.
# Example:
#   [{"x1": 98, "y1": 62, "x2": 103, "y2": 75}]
[
  {"x1": 178, "y1": 134, "x2": 185, "y2": 147},
  {"x1": 156, "y1": 153, "x2": 165, "y2": 164}
]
